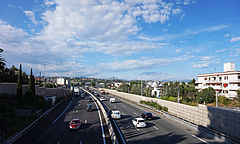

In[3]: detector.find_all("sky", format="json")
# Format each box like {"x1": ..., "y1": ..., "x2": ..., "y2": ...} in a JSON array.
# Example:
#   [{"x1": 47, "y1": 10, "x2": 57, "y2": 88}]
[{"x1": 0, "y1": 0, "x2": 240, "y2": 81}]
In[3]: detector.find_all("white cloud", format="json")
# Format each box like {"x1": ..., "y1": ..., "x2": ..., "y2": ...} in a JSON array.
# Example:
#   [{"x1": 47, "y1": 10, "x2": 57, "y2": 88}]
[
  {"x1": 230, "y1": 37, "x2": 240, "y2": 42},
  {"x1": 99, "y1": 55, "x2": 191, "y2": 71},
  {"x1": 176, "y1": 49, "x2": 181, "y2": 53},
  {"x1": 23, "y1": 11, "x2": 37, "y2": 25},
  {"x1": 200, "y1": 56, "x2": 213, "y2": 61},
  {"x1": 192, "y1": 63, "x2": 210, "y2": 68}
]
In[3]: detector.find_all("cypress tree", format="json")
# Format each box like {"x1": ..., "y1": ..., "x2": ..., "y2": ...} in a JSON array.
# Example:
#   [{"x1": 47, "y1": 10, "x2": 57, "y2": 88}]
[
  {"x1": 29, "y1": 68, "x2": 36, "y2": 97},
  {"x1": 17, "y1": 64, "x2": 23, "y2": 100}
]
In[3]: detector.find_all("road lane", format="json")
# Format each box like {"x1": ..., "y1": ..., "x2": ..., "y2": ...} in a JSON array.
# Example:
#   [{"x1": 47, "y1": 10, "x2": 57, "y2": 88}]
[
  {"x1": 100, "y1": 94, "x2": 204, "y2": 144},
  {"x1": 16, "y1": 96, "x2": 109, "y2": 144}
]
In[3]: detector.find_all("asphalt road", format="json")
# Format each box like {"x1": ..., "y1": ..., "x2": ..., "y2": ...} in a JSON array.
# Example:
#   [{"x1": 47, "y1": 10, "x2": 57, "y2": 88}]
[
  {"x1": 16, "y1": 95, "x2": 110, "y2": 144},
  {"x1": 98, "y1": 93, "x2": 232, "y2": 144}
]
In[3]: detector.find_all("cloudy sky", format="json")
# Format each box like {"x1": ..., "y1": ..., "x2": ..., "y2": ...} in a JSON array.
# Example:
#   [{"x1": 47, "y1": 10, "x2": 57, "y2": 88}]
[{"x1": 0, "y1": 0, "x2": 240, "y2": 81}]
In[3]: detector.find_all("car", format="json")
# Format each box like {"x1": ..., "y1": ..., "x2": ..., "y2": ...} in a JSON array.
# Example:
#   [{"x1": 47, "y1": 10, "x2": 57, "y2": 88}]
[
  {"x1": 132, "y1": 118, "x2": 147, "y2": 128},
  {"x1": 100, "y1": 97, "x2": 105, "y2": 101},
  {"x1": 88, "y1": 97, "x2": 94, "y2": 102},
  {"x1": 109, "y1": 98, "x2": 116, "y2": 103},
  {"x1": 111, "y1": 110, "x2": 121, "y2": 119},
  {"x1": 87, "y1": 104, "x2": 93, "y2": 111},
  {"x1": 141, "y1": 112, "x2": 153, "y2": 120},
  {"x1": 69, "y1": 119, "x2": 81, "y2": 130}
]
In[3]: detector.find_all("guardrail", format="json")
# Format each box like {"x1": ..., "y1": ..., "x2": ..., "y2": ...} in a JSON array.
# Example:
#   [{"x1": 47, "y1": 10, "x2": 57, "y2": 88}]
[
  {"x1": 81, "y1": 87, "x2": 118, "y2": 144},
  {"x1": 1, "y1": 98, "x2": 69, "y2": 144}
]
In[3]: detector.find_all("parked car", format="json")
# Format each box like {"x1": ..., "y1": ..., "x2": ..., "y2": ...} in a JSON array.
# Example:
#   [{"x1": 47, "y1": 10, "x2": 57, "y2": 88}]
[
  {"x1": 100, "y1": 97, "x2": 105, "y2": 101},
  {"x1": 132, "y1": 118, "x2": 147, "y2": 128},
  {"x1": 69, "y1": 119, "x2": 81, "y2": 130},
  {"x1": 111, "y1": 110, "x2": 121, "y2": 119},
  {"x1": 88, "y1": 97, "x2": 94, "y2": 102},
  {"x1": 109, "y1": 98, "x2": 116, "y2": 103},
  {"x1": 87, "y1": 104, "x2": 93, "y2": 111},
  {"x1": 141, "y1": 112, "x2": 153, "y2": 120}
]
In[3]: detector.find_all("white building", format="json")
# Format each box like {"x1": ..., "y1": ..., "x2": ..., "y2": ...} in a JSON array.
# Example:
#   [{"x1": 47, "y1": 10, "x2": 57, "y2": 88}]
[
  {"x1": 57, "y1": 77, "x2": 70, "y2": 87},
  {"x1": 196, "y1": 63, "x2": 240, "y2": 99},
  {"x1": 151, "y1": 81, "x2": 162, "y2": 97}
]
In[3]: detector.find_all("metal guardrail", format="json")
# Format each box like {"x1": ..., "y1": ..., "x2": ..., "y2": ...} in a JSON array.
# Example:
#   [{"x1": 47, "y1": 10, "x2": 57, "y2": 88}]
[{"x1": 1, "y1": 98, "x2": 68, "y2": 144}]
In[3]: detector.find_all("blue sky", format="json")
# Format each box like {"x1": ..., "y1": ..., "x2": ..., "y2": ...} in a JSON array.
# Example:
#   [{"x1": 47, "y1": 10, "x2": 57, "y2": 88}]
[{"x1": 0, "y1": 0, "x2": 240, "y2": 81}]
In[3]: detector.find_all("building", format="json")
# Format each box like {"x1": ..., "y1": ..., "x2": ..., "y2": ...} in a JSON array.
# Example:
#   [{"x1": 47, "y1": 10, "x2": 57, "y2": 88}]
[
  {"x1": 196, "y1": 63, "x2": 240, "y2": 99},
  {"x1": 151, "y1": 81, "x2": 163, "y2": 97},
  {"x1": 56, "y1": 77, "x2": 70, "y2": 88}
]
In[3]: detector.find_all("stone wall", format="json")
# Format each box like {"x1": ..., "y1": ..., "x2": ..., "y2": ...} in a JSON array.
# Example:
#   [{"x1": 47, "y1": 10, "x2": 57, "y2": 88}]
[
  {"x1": 102, "y1": 88, "x2": 240, "y2": 141},
  {"x1": 0, "y1": 83, "x2": 71, "y2": 97}
]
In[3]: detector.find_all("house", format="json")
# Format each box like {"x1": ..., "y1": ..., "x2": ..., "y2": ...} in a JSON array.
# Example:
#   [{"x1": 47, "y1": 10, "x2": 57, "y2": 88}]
[{"x1": 196, "y1": 63, "x2": 240, "y2": 99}]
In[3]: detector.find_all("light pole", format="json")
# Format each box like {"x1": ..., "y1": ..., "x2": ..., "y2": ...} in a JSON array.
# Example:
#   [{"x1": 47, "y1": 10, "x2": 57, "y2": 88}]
[
  {"x1": 141, "y1": 80, "x2": 143, "y2": 96},
  {"x1": 216, "y1": 91, "x2": 219, "y2": 107}
]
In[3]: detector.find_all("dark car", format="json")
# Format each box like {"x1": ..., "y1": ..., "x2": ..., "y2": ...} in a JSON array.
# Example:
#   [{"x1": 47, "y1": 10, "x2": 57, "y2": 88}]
[
  {"x1": 87, "y1": 97, "x2": 94, "y2": 102},
  {"x1": 141, "y1": 112, "x2": 153, "y2": 120},
  {"x1": 87, "y1": 104, "x2": 93, "y2": 111}
]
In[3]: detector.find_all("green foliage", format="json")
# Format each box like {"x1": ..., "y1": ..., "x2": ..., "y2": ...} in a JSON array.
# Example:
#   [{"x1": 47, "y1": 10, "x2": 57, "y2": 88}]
[
  {"x1": 17, "y1": 64, "x2": 23, "y2": 101},
  {"x1": 0, "y1": 48, "x2": 5, "y2": 71},
  {"x1": 28, "y1": 68, "x2": 36, "y2": 97},
  {"x1": 237, "y1": 90, "x2": 240, "y2": 103},
  {"x1": 43, "y1": 82, "x2": 56, "y2": 88},
  {"x1": 140, "y1": 100, "x2": 168, "y2": 112},
  {"x1": 197, "y1": 87, "x2": 215, "y2": 104},
  {"x1": 119, "y1": 82, "x2": 129, "y2": 93},
  {"x1": 131, "y1": 84, "x2": 141, "y2": 95},
  {"x1": 168, "y1": 96, "x2": 177, "y2": 102},
  {"x1": 218, "y1": 96, "x2": 231, "y2": 105},
  {"x1": 91, "y1": 81, "x2": 95, "y2": 87}
]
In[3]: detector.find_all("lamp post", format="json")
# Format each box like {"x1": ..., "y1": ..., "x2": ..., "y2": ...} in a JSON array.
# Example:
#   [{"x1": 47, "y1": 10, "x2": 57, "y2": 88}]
[{"x1": 216, "y1": 91, "x2": 219, "y2": 107}]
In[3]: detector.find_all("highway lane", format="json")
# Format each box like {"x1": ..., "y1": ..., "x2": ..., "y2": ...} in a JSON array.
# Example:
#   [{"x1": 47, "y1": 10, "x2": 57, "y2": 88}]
[
  {"x1": 16, "y1": 95, "x2": 110, "y2": 144},
  {"x1": 99, "y1": 94, "x2": 209, "y2": 144}
]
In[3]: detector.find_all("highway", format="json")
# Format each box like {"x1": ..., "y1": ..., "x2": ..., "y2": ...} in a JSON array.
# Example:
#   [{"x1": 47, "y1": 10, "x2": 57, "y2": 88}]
[
  {"x1": 98, "y1": 92, "x2": 231, "y2": 144},
  {"x1": 16, "y1": 95, "x2": 111, "y2": 144}
]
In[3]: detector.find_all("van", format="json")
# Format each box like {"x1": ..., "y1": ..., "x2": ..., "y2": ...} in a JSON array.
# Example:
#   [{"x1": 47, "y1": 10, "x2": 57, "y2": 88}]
[{"x1": 109, "y1": 98, "x2": 116, "y2": 103}]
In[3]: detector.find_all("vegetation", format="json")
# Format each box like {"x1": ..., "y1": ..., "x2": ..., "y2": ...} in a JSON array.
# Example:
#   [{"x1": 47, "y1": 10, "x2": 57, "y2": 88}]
[
  {"x1": 43, "y1": 82, "x2": 56, "y2": 88},
  {"x1": 140, "y1": 100, "x2": 168, "y2": 112},
  {"x1": 197, "y1": 87, "x2": 215, "y2": 104},
  {"x1": 17, "y1": 64, "x2": 23, "y2": 102}
]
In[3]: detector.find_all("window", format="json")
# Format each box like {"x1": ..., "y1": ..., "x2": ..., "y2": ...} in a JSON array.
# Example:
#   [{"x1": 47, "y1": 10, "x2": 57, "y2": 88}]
[
  {"x1": 238, "y1": 84, "x2": 240, "y2": 87},
  {"x1": 219, "y1": 77, "x2": 222, "y2": 81},
  {"x1": 204, "y1": 78, "x2": 207, "y2": 80},
  {"x1": 224, "y1": 76, "x2": 228, "y2": 80},
  {"x1": 213, "y1": 77, "x2": 216, "y2": 80},
  {"x1": 238, "y1": 76, "x2": 240, "y2": 79}
]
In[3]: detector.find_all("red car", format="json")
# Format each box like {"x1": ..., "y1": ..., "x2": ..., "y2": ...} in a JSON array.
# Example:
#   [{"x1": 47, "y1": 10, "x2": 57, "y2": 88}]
[{"x1": 69, "y1": 119, "x2": 81, "y2": 130}]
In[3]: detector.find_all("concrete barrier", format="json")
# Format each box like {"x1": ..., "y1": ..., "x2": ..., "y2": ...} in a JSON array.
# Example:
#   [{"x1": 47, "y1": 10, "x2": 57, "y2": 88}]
[
  {"x1": 101, "y1": 88, "x2": 240, "y2": 142},
  {"x1": 0, "y1": 83, "x2": 71, "y2": 97},
  {"x1": 81, "y1": 88, "x2": 118, "y2": 144}
]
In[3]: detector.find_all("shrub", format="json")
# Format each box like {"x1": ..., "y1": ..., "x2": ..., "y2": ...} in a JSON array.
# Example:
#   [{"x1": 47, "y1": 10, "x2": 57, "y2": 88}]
[
  {"x1": 163, "y1": 106, "x2": 168, "y2": 112},
  {"x1": 140, "y1": 100, "x2": 167, "y2": 111}
]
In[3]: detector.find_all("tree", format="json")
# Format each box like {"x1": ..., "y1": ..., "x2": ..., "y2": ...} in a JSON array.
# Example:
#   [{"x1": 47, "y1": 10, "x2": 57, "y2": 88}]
[
  {"x1": 197, "y1": 87, "x2": 215, "y2": 104},
  {"x1": 91, "y1": 81, "x2": 95, "y2": 87},
  {"x1": 17, "y1": 64, "x2": 23, "y2": 101},
  {"x1": 131, "y1": 84, "x2": 141, "y2": 95},
  {"x1": 236, "y1": 90, "x2": 240, "y2": 103},
  {"x1": 119, "y1": 82, "x2": 129, "y2": 92},
  {"x1": 0, "y1": 48, "x2": 5, "y2": 71},
  {"x1": 28, "y1": 68, "x2": 36, "y2": 97}
]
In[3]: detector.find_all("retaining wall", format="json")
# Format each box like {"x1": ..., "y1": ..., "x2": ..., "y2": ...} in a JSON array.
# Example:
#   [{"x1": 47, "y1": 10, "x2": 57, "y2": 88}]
[
  {"x1": 101, "y1": 88, "x2": 240, "y2": 141},
  {"x1": 0, "y1": 83, "x2": 71, "y2": 97}
]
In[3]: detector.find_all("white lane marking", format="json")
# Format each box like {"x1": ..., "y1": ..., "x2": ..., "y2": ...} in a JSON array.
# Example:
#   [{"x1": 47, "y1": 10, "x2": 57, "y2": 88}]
[
  {"x1": 192, "y1": 134, "x2": 209, "y2": 144},
  {"x1": 76, "y1": 110, "x2": 78, "y2": 112},
  {"x1": 79, "y1": 140, "x2": 82, "y2": 144},
  {"x1": 133, "y1": 112, "x2": 138, "y2": 116},
  {"x1": 52, "y1": 101, "x2": 72, "y2": 124},
  {"x1": 136, "y1": 128, "x2": 139, "y2": 131},
  {"x1": 153, "y1": 126, "x2": 159, "y2": 130},
  {"x1": 93, "y1": 96, "x2": 106, "y2": 144},
  {"x1": 113, "y1": 105, "x2": 116, "y2": 108},
  {"x1": 85, "y1": 120, "x2": 87, "y2": 124}
]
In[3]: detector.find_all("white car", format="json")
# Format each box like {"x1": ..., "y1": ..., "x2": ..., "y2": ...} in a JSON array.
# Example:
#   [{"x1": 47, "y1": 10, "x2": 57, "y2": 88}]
[
  {"x1": 109, "y1": 98, "x2": 116, "y2": 103},
  {"x1": 111, "y1": 110, "x2": 121, "y2": 119},
  {"x1": 132, "y1": 118, "x2": 147, "y2": 128},
  {"x1": 100, "y1": 97, "x2": 105, "y2": 101}
]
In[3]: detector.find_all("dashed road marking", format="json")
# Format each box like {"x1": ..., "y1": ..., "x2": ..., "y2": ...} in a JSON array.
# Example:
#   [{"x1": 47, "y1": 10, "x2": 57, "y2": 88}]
[
  {"x1": 153, "y1": 126, "x2": 159, "y2": 130},
  {"x1": 192, "y1": 134, "x2": 209, "y2": 144},
  {"x1": 85, "y1": 120, "x2": 87, "y2": 124},
  {"x1": 113, "y1": 105, "x2": 116, "y2": 108},
  {"x1": 136, "y1": 128, "x2": 139, "y2": 131},
  {"x1": 133, "y1": 112, "x2": 138, "y2": 116},
  {"x1": 79, "y1": 140, "x2": 82, "y2": 144}
]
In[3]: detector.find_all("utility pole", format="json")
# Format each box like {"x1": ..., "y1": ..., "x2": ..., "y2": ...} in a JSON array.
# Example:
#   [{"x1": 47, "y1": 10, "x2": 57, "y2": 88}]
[
  {"x1": 141, "y1": 81, "x2": 143, "y2": 96},
  {"x1": 216, "y1": 91, "x2": 218, "y2": 107}
]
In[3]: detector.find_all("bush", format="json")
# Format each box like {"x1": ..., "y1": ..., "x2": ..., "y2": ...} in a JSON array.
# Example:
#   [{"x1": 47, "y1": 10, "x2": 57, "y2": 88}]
[
  {"x1": 219, "y1": 95, "x2": 230, "y2": 105},
  {"x1": 169, "y1": 96, "x2": 177, "y2": 102},
  {"x1": 140, "y1": 100, "x2": 168, "y2": 111}
]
